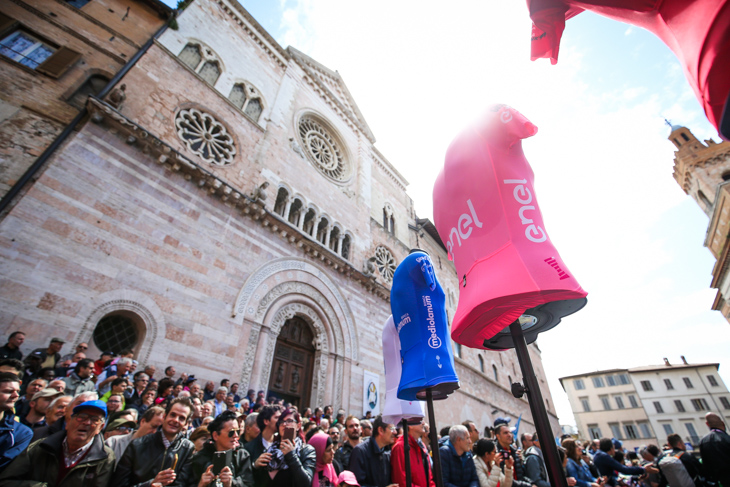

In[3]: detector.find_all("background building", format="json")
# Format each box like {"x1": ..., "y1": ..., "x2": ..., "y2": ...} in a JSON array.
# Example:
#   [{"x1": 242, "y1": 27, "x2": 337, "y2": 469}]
[
  {"x1": 670, "y1": 125, "x2": 730, "y2": 322},
  {"x1": 561, "y1": 357, "x2": 729, "y2": 449},
  {"x1": 0, "y1": 0, "x2": 171, "y2": 200},
  {"x1": 0, "y1": 0, "x2": 560, "y2": 434}
]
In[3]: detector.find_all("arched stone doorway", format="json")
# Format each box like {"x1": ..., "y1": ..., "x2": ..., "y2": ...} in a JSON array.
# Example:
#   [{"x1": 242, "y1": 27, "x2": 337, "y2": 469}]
[{"x1": 267, "y1": 316, "x2": 315, "y2": 407}]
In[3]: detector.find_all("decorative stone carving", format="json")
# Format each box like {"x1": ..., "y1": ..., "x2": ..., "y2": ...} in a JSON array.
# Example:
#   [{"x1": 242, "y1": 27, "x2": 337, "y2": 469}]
[
  {"x1": 234, "y1": 259, "x2": 357, "y2": 361},
  {"x1": 107, "y1": 84, "x2": 126, "y2": 110},
  {"x1": 250, "y1": 181, "x2": 269, "y2": 203},
  {"x1": 374, "y1": 246, "x2": 396, "y2": 283},
  {"x1": 297, "y1": 115, "x2": 350, "y2": 183},
  {"x1": 239, "y1": 322, "x2": 262, "y2": 385},
  {"x1": 175, "y1": 108, "x2": 236, "y2": 166},
  {"x1": 363, "y1": 256, "x2": 377, "y2": 277},
  {"x1": 289, "y1": 137, "x2": 306, "y2": 159}
]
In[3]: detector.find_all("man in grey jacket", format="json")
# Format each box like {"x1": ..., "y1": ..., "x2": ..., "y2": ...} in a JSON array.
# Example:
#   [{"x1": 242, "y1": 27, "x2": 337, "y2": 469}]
[{"x1": 62, "y1": 358, "x2": 96, "y2": 397}]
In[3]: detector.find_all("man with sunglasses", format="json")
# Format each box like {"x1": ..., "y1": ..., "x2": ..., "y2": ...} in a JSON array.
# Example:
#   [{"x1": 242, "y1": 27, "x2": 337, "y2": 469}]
[
  {"x1": 192, "y1": 410, "x2": 254, "y2": 487},
  {"x1": 0, "y1": 398, "x2": 115, "y2": 485}
]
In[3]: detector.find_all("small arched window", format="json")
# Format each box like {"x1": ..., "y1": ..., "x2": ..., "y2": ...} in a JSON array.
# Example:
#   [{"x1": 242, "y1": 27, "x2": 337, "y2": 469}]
[
  {"x1": 93, "y1": 312, "x2": 144, "y2": 355},
  {"x1": 492, "y1": 364, "x2": 499, "y2": 382},
  {"x1": 178, "y1": 43, "x2": 222, "y2": 86},
  {"x1": 228, "y1": 82, "x2": 264, "y2": 122},
  {"x1": 722, "y1": 172, "x2": 730, "y2": 182},
  {"x1": 681, "y1": 133, "x2": 690, "y2": 142},
  {"x1": 341, "y1": 234, "x2": 351, "y2": 260},
  {"x1": 198, "y1": 61, "x2": 220, "y2": 85},
  {"x1": 274, "y1": 187, "x2": 289, "y2": 217},
  {"x1": 179, "y1": 43, "x2": 202, "y2": 70},
  {"x1": 479, "y1": 355, "x2": 485, "y2": 373}
]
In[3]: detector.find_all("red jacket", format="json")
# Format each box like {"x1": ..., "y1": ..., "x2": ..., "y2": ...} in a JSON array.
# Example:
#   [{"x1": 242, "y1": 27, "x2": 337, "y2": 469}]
[{"x1": 390, "y1": 434, "x2": 435, "y2": 487}]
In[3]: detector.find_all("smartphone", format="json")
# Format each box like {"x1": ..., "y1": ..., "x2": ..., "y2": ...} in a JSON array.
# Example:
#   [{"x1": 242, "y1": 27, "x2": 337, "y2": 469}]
[
  {"x1": 283, "y1": 427, "x2": 296, "y2": 443},
  {"x1": 212, "y1": 450, "x2": 232, "y2": 476}
]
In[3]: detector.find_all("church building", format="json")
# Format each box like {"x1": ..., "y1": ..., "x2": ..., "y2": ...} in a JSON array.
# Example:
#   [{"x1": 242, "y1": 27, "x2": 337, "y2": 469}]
[{"x1": 0, "y1": 0, "x2": 559, "y2": 433}]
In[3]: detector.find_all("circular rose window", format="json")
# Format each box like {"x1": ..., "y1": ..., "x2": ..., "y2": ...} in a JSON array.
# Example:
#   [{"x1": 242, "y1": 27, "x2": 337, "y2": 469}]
[
  {"x1": 175, "y1": 108, "x2": 236, "y2": 166},
  {"x1": 297, "y1": 115, "x2": 350, "y2": 182}
]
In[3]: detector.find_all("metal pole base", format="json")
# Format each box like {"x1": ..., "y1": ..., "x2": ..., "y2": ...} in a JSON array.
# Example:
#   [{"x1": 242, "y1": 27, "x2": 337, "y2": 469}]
[
  {"x1": 426, "y1": 390, "x2": 444, "y2": 487},
  {"x1": 510, "y1": 320, "x2": 567, "y2": 487}
]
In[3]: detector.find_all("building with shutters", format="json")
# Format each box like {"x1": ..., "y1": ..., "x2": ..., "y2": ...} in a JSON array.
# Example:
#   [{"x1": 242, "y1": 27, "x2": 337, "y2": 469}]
[
  {"x1": 0, "y1": 0, "x2": 561, "y2": 434},
  {"x1": 561, "y1": 357, "x2": 729, "y2": 449},
  {"x1": 0, "y1": 0, "x2": 171, "y2": 201}
]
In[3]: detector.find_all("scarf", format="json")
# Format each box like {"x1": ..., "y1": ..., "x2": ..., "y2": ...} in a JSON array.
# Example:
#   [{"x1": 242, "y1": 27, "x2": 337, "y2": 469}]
[
  {"x1": 310, "y1": 433, "x2": 337, "y2": 487},
  {"x1": 265, "y1": 435, "x2": 303, "y2": 471}
]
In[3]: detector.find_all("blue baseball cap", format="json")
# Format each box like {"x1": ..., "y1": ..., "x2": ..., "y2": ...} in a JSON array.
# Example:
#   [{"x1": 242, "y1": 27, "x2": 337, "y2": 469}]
[{"x1": 73, "y1": 400, "x2": 108, "y2": 418}]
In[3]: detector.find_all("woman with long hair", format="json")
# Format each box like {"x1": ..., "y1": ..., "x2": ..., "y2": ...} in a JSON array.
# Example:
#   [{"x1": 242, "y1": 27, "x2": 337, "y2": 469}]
[
  {"x1": 264, "y1": 408, "x2": 316, "y2": 486},
  {"x1": 474, "y1": 439, "x2": 513, "y2": 487},
  {"x1": 310, "y1": 432, "x2": 337, "y2": 487},
  {"x1": 562, "y1": 438, "x2": 602, "y2": 487}
]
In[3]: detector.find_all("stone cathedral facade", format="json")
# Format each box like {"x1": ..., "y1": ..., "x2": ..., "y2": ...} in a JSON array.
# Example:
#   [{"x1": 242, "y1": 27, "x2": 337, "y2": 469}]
[{"x1": 0, "y1": 0, "x2": 559, "y2": 433}]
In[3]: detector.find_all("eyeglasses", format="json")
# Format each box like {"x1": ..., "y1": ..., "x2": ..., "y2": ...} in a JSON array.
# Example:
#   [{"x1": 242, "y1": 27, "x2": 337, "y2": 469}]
[
  {"x1": 227, "y1": 429, "x2": 240, "y2": 438},
  {"x1": 329, "y1": 431, "x2": 340, "y2": 436},
  {"x1": 73, "y1": 413, "x2": 105, "y2": 425},
  {"x1": 281, "y1": 418, "x2": 298, "y2": 425}
]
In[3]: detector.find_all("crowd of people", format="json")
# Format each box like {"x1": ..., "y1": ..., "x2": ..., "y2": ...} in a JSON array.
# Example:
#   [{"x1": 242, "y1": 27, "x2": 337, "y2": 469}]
[{"x1": 0, "y1": 333, "x2": 728, "y2": 487}]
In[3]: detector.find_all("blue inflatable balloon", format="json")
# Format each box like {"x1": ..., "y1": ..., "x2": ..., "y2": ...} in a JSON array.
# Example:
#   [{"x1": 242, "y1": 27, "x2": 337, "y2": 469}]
[{"x1": 390, "y1": 249, "x2": 459, "y2": 401}]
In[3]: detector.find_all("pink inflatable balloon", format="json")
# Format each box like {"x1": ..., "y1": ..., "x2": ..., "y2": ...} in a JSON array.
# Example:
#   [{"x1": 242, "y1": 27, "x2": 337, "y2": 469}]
[
  {"x1": 381, "y1": 315, "x2": 426, "y2": 425},
  {"x1": 432, "y1": 105, "x2": 587, "y2": 350}
]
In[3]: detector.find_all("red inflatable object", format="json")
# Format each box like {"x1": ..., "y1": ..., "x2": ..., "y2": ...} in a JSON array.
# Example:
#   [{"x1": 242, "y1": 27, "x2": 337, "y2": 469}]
[
  {"x1": 527, "y1": 0, "x2": 730, "y2": 139},
  {"x1": 432, "y1": 105, "x2": 587, "y2": 350}
]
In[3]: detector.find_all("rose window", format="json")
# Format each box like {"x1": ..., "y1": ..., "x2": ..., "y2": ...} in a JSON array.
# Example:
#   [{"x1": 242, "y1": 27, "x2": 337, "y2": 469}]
[
  {"x1": 297, "y1": 115, "x2": 350, "y2": 182},
  {"x1": 175, "y1": 108, "x2": 236, "y2": 165},
  {"x1": 374, "y1": 246, "x2": 397, "y2": 283}
]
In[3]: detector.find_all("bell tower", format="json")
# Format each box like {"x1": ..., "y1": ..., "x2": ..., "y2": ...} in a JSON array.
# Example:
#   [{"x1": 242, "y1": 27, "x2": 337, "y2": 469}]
[
  {"x1": 669, "y1": 123, "x2": 730, "y2": 217},
  {"x1": 669, "y1": 122, "x2": 730, "y2": 321}
]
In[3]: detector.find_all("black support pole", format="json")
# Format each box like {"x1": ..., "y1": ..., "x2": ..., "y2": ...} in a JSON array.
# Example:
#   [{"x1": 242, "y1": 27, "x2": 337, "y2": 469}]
[
  {"x1": 426, "y1": 390, "x2": 444, "y2": 487},
  {"x1": 509, "y1": 320, "x2": 567, "y2": 487},
  {"x1": 402, "y1": 418, "x2": 412, "y2": 487}
]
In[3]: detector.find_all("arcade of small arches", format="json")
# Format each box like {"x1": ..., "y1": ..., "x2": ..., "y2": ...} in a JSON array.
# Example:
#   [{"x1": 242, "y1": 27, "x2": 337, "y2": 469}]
[{"x1": 273, "y1": 185, "x2": 352, "y2": 260}]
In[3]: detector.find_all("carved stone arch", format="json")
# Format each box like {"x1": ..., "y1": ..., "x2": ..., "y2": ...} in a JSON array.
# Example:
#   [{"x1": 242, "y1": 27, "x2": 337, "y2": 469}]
[
  {"x1": 75, "y1": 289, "x2": 166, "y2": 366},
  {"x1": 233, "y1": 258, "x2": 358, "y2": 407}
]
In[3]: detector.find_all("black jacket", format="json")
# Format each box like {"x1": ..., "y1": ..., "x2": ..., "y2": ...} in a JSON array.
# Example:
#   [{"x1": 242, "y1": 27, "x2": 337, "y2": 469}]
[
  {"x1": 111, "y1": 429, "x2": 195, "y2": 487},
  {"x1": 699, "y1": 429, "x2": 730, "y2": 486},
  {"x1": 190, "y1": 441, "x2": 254, "y2": 487},
  {"x1": 31, "y1": 416, "x2": 65, "y2": 442},
  {"x1": 348, "y1": 436, "x2": 392, "y2": 487},
  {"x1": 269, "y1": 443, "x2": 315, "y2": 487},
  {"x1": 334, "y1": 441, "x2": 356, "y2": 473},
  {"x1": 244, "y1": 435, "x2": 269, "y2": 487},
  {"x1": 0, "y1": 430, "x2": 114, "y2": 486},
  {"x1": 497, "y1": 443, "x2": 530, "y2": 487}
]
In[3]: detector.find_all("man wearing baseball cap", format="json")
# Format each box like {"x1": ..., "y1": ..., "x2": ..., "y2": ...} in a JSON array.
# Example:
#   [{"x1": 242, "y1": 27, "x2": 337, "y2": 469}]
[
  {"x1": 20, "y1": 387, "x2": 63, "y2": 429},
  {"x1": 0, "y1": 399, "x2": 115, "y2": 485},
  {"x1": 0, "y1": 372, "x2": 32, "y2": 473}
]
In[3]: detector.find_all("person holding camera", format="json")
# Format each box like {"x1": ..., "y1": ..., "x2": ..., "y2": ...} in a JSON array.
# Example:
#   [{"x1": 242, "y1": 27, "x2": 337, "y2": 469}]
[
  {"x1": 259, "y1": 408, "x2": 315, "y2": 487},
  {"x1": 191, "y1": 410, "x2": 253, "y2": 487}
]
